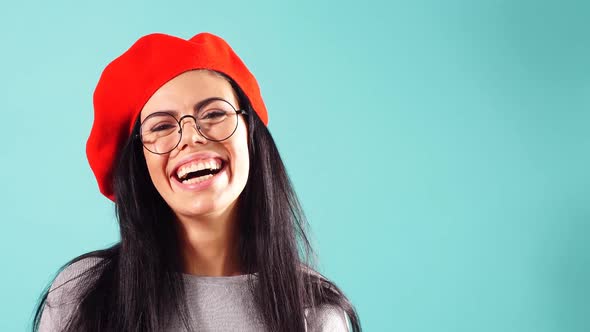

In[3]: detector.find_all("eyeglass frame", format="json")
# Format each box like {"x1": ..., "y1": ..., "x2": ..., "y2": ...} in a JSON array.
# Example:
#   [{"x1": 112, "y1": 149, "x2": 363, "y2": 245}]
[{"x1": 134, "y1": 97, "x2": 248, "y2": 155}]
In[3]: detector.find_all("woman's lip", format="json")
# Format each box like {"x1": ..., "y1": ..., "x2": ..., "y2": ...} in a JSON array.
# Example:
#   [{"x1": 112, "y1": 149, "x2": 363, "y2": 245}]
[{"x1": 171, "y1": 162, "x2": 227, "y2": 192}]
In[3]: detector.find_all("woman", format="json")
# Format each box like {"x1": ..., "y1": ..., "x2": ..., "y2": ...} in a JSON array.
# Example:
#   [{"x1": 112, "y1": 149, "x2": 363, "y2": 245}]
[{"x1": 33, "y1": 32, "x2": 361, "y2": 332}]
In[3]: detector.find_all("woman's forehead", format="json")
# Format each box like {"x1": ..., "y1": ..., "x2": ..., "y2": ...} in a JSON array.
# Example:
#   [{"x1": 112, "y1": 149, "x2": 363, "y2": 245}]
[{"x1": 140, "y1": 70, "x2": 237, "y2": 119}]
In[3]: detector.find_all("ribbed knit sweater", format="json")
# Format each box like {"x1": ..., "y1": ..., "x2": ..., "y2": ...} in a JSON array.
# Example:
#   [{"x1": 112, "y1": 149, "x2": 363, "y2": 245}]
[{"x1": 39, "y1": 258, "x2": 349, "y2": 331}]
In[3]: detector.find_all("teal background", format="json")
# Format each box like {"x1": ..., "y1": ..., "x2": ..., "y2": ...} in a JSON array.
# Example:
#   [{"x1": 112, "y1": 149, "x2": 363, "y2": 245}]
[{"x1": 1, "y1": 0, "x2": 588, "y2": 331}]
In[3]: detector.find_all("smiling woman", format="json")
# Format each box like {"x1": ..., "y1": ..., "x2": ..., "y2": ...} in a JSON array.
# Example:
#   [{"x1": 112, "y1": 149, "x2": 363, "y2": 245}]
[
  {"x1": 139, "y1": 71, "x2": 251, "y2": 239},
  {"x1": 32, "y1": 32, "x2": 361, "y2": 332}
]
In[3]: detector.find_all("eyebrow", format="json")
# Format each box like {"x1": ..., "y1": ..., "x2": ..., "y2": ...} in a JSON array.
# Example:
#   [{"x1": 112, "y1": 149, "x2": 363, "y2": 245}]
[{"x1": 147, "y1": 97, "x2": 228, "y2": 117}]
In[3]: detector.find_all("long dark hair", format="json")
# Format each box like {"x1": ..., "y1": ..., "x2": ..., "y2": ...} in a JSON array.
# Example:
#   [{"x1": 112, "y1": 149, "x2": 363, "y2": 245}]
[{"x1": 33, "y1": 72, "x2": 361, "y2": 331}]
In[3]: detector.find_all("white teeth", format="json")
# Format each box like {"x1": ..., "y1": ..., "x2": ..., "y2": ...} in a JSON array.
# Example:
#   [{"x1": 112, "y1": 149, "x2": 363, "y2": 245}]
[
  {"x1": 176, "y1": 158, "x2": 223, "y2": 180},
  {"x1": 184, "y1": 174, "x2": 213, "y2": 184}
]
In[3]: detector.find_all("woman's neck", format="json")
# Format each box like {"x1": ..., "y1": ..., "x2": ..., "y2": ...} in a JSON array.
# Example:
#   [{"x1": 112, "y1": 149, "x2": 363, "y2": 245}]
[{"x1": 175, "y1": 202, "x2": 243, "y2": 277}]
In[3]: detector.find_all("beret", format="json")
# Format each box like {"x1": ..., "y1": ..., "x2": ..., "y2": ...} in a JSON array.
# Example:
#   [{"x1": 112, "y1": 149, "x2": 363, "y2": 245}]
[{"x1": 86, "y1": 32, "x2": 268, "y2": 202}]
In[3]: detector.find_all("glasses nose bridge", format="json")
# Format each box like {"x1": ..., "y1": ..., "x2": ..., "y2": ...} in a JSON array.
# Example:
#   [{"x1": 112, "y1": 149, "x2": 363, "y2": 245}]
[
  {"x1": 177, "y1": 114, "x2": 208, "y2": 146},
  {"x1": 178, "y1": 114, "x2": 201, "y2": 136},
  {"x1": 178, "y1": 114, "x2": 199, "y2": 132}
]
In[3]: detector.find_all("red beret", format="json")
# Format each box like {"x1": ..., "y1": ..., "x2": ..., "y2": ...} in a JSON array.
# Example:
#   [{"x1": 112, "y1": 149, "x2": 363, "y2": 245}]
[{"x1": 87, "y1": 32, "x2": 268, "y2": 202}]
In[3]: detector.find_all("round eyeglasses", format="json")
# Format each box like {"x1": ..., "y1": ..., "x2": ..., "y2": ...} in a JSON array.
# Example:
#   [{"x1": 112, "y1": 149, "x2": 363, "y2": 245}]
[{"x1": 138, "y1": 98, "x2": 248, "y2": 154}]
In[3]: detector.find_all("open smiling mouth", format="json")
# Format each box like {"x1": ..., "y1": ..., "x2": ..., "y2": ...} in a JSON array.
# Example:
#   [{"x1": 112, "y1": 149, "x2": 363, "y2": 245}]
[{"x1": 175, "y1": 160, "x2": 226, "y2": 185}]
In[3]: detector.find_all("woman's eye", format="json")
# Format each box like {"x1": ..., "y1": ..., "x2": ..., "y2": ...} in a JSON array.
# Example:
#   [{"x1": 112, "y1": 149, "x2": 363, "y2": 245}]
[
  {"x1": 201, "y1": 110, "x2": 226, "y2": 119},
  {"x1": 152, "y1": 123, "x2": 176, "y2": 132}
]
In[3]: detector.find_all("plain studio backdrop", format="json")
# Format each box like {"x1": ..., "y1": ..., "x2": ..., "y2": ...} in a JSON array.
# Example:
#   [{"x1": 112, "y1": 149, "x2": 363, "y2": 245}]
[{"x1": 0, "y1": 0, "x2": 589, "y2": 331}]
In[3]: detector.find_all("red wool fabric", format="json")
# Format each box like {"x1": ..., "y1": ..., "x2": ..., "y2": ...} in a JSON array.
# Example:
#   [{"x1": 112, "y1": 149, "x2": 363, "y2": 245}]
[{"x1": 86, "y1": 32, "x2": 268, "y2": 202}]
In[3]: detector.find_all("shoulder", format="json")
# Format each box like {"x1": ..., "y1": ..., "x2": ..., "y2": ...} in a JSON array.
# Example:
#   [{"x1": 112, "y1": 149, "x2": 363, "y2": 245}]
[
  {"x1": 38, "y1": 256, "x2": 104, "y2": 331},
  {"x1": 305, "y1": 304, "x2": 350, "y2": 332},
  {"x1": 47, "y1": 256, "x2": 104, "y2": 304},
  {"x1": 299, "y1": 264, "x2": 329, "y2": 286},
  {"x1": 300, "y1": 265, "x2": 350, "y2": 331}
]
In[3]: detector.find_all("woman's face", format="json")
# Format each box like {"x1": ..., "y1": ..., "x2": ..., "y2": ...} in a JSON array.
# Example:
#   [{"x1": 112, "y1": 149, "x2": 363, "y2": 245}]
[{"x1": 139, "y1": 70, "x2": 249, "y2": 221}]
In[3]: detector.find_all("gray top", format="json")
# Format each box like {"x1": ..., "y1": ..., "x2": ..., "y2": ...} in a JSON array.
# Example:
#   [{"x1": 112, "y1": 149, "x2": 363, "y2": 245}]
[{"x1": 39, "y1": 258, "x2": 349, "y2": 331}]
